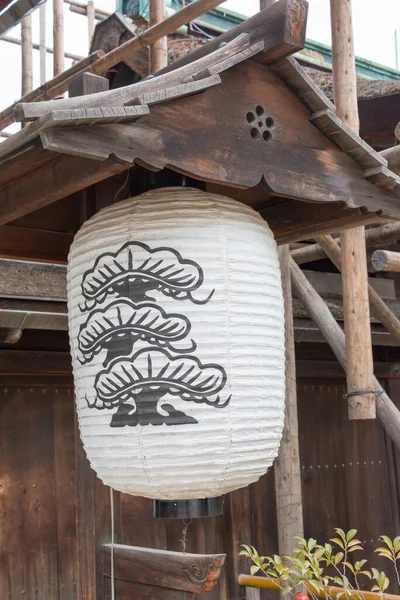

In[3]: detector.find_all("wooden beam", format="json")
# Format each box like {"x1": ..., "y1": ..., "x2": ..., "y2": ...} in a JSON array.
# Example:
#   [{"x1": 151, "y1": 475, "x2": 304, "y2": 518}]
[
  {"x1": 0, "y1": 350, "x2": 71, "y2": 375},
  {"x1": 316, "y1": 235, "x2": 400, "y2": 346},
  {"x1": 291, "y1": 223, "x2": 400, "y2": 266},
  {"x1": 53, "y1": 0, "x2": 64, "y2": 76},
  {"x1": 21, "y1": 15, "x2": 32, "y2": 97},
  {"x1": 275, "y1": 245, "x2": 304, "y2": 555},
  {"x1": 380, "y1": 145, "x2": 400, "y2": 176},
  {"x1": 290, "y1": 257, "x2": 400, "y2": 448},
  {"x1": 0, "y1": 225, "x2": 72, "y2": 263},
  {"x1": 103, "y1": 545, "x2": 226, "y2": 595},
  {"x1": 371, "y1": 250, "x2": 400, "y2": 273},
  {"x1": 0, "y1": 0, "x2": 43, "y2": 38},
  {"x1": 39, "y1": 3, "x2": 46, "y2": 84},
  {"x1": 0, "y1": 50, "x2": 105, "y2": 132},
  {"x1": 296, "y1": 360, "x2": 400, "y2": 380},
  {"x1": 149, "y1": 0, "x2": 168, "y2": 74},
  {"x1": 0, "y1": 259, "x2": 66, "y2": 300},
  {"x1": 0, "y1": 154, "x2": 127, "y2": 226},
  {"x1": 15, "y1": 0, "x2": 308, "y2": 120},
  {"x1": 330, "y1": 0, "x2": 375, "y2": 420}
]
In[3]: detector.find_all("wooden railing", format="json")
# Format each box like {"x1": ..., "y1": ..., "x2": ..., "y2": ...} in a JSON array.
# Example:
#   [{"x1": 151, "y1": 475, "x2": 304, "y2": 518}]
[{"x1": 238, "y1": 575, "x2": 400, "y2": 600}]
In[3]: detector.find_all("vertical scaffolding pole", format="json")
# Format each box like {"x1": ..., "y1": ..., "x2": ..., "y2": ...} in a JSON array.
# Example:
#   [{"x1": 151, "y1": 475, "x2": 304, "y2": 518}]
[
  {"x1": 53, "y1": 0, "x2": 65, "y2": 76},
  {"x1": 330, "y1": 0, "x2": 376, "y2": 420},
  {"x1": 87, "y1": 0, "x2": 95, "y2": 49},
  {"x1": 39, "y1": 3, "x2": 47, "y2": 84},
  {"x1": 149, "y1": 0, "x2": 168, "y2": 73},
  {"x1": 21, "y1": 15, "x2": 33, "y2": 96},
  {"x1": 275, "y1": 245, "x2": 304, "y2": 557}
]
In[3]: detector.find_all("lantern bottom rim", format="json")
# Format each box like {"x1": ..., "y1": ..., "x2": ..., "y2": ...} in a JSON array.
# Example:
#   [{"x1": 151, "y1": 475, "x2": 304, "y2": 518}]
[{"x1": 153, "y1": 497, "x2": 224, "y2": 519}]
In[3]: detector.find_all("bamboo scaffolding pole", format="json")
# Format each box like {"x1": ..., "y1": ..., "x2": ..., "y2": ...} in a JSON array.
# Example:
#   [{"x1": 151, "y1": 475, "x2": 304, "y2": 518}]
[
  {"x1": 330, "y1": 0, "x2": 375, "y2": 420},
  {"x1": 87, "y1": 0, "x2": 95, "y2": 47},
  {"x1": 39, "y1": 3, "x2": 46, "y2": 84},
  {"x1": 238, "y1": 575, "x2": 400, "y2": 600},
  {"x1": 289, "y1": 257, "x2": 400, "y2": 449},
  {"x1": 65, "y1": 0, "x2": 109, "y2": 20},
  {"x1": 316, "y1": 235, "x2": 400, "y2": 345},
  {"x1": 291, "y1": 223, "x2": 400, "y2": 266},
  {"x1": 21, "y1": 15, "x2": 33, "y2": 97},
  {"x1": 372, "y1": 250, "x2": 400, "y2": 273},
  {"x1": 275, "y1": 245, "x2": 304, "y2": 557},
  {"x1": 0, "y1": 0, "x2": 226, "y2": 133},
  {"x1": 53, "y1": 0, "x2": 64, "y2": 76},
  {"x1": 2, "y1": 35, "x2": 84, "y2": 62},
  {"x1": 149, "y1": 0, "x2": 168, "y2": 73}
]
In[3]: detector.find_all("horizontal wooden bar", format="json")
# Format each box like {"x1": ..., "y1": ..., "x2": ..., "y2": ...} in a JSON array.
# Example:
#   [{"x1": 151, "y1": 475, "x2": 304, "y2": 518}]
[
  {"x1": 0, "y1": 350, "x2": 71, "y2": 375},
  {"x1": 0, "y1": 225, "x2": 72, "y2": 263},
  {"x1": 238, "y1": 575, "x2": 400, "y2": 600}
]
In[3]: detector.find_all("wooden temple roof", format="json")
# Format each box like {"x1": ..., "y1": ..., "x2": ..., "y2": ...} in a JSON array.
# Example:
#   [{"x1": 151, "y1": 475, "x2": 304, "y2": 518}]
[{"x1": 0, "y1": 0, "x2": 400, "y2": 243}]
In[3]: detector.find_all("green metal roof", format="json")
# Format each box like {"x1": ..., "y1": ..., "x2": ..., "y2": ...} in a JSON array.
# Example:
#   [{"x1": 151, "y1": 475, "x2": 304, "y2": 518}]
[{"x1": 118, "y1": 0, "x2": 400, "y2": 81}]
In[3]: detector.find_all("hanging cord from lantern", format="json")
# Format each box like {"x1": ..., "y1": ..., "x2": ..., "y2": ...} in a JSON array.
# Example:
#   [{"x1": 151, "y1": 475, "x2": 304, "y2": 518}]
[
  {"x1": 113, "y1": 170, "x2": 130, "y2": 204},
  {"x1": 110, "y1": 487, "x2": 115, "y2": 600},
  {"x1": 179, "y1": 519, "x2": 192, "y2": 554}
]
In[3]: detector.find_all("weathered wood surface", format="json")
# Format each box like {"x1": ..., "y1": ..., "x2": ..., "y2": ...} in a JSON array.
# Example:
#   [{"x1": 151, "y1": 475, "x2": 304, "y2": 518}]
[
  {"x1": 30, "y1": 61, "x2": 400, "y2": 221},
  {"x1": 103, "y1": 545, "x2": 225, "y2": 594},
  {"x1": 15, "y1": 0, "x2": 308, "y2": 120},
  {"x1": 330, "y1": 0, "x2": 375, "y2": 420},
  {"x1": 0, "y1": 259, "x2": 66, "y2": 300},
  {"x1": 2, "y1": 357, "x2": 400, "y2": 599},
  {"x1": 0, "y1": 350, "x2": 71, "y2": 374},
  {"x1": 0, "y1": 153, "x2": 127, "y2": 226},
  {"x1": 381, "y1": 145, "x2": 400, "y2": 176},
  {"x1": 68, "y1": 71, "x2": 109, "y2": 97},
  {"x1": 0, "y1": 50, "x2": 106, "y2": 132},
  {"x1": 290, "y1": 258, "x2": 400, "y2": 446},
  {"x1": 0, "y1": 0, "x2": 43, "y2": 38},
  {"x1": 275, "y1": 245, "x2": 304, "y2": 555},
  {"x1": 263, "y1": 199, "x2": 382, "y2": 245},
  {"x1": 272, "y1": 55, "x2": 335, "y2": 114},
  {"x1": 310, "y1": 108, "x2": 386, "y2": 171},
  {"x1": 372, "y1": 250, "x2": 400, "y2": 273},
  {"x1": 0, "y1": 105, "x2": 149, "y2": 161},
  {"x1": 125, "y1": 75, "x2": 222, "y2": 107},
  {"x1": 316, "y1": 235, "x2": 400, "y2": 346},
  {"x1": 0, "y1": 385, "x2": 76, "y2": 599}
]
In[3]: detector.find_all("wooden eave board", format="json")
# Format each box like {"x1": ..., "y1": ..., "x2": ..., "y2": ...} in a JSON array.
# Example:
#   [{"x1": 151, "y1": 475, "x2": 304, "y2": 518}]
[{"x1": 27, "y1": 60, "x2": 400, "y2": 219}]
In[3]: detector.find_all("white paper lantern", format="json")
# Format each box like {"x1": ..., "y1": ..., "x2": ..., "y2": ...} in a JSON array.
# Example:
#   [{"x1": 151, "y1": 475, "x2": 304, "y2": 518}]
[{"x1": 68, "y1": 187, "x2": 285, "y2": 503}]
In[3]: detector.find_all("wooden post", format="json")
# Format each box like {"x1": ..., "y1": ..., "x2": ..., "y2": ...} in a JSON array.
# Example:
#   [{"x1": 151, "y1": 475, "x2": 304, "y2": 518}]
[
  {"x1": 21, "y1": 15, "x2": 33, "y2": 97},
  {"x1": 275, "y1": 245, "x2": 304, "y2": 556},
  {"x1": 87, "y1": 0, "x2": 95, "y2": 49},
  {"x1": 53, "y1": 0, "x2": 65, "y2": 76},
  {"x1": 260, "y1": 0, "x2": 276, "y2": 7},
  {"x1": 316, "y1": 235, "x2": 400, "y2": 346},
  {"x1": 39, "y1": 3, "x2": 47, "y2": 84},
  {"x1": 289, "y1": 257, "x2": 400, "y2": 449},
  {"x1": 330, "y1": 0, "x2": 375, "y2": 420},
  {"x1": 149, "y1": 0, "x2": 168, "y2": 73}
]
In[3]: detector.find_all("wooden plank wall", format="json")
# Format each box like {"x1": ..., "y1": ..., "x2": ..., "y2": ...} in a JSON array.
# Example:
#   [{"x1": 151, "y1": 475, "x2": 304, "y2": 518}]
[{"x1": 1, "y1": 373, "x2": 400, "y2": 599}]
